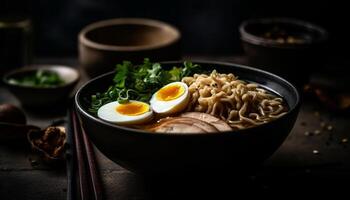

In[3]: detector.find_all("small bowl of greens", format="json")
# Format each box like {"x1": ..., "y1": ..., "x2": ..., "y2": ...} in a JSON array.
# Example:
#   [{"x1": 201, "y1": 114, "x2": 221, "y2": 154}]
[{"x1": 3, "y1": 65, "x2": 80, "y2": 107}]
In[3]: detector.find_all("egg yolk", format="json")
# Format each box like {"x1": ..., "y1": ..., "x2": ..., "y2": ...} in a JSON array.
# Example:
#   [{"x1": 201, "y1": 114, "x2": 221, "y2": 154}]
[
  {"x1": 156, "y1": 84, "x2": 185, "y2": 101},
  {"x1": 116, "y1": 102, "x2": 149, "y2": 116}
]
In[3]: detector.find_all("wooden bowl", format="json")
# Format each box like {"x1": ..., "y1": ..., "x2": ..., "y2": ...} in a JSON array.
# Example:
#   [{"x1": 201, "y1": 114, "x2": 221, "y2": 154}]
[{"x1": 79, "y1": 18, "x2": 181, "y2": 77}]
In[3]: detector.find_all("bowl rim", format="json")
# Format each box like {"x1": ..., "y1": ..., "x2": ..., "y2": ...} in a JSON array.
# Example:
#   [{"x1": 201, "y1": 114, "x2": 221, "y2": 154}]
[
  {"x1": 239, "y1": 17, "x2": 328, "y2": 48},
  {"x1": 79, "y1": 18, "x2": 181, "y2": 51},
  {"x1": 75, "y1": 60, "x2": 301, "y2": 136},
  {"x1": 2, "y1": 65, "x2": 80, "y2": 89}
]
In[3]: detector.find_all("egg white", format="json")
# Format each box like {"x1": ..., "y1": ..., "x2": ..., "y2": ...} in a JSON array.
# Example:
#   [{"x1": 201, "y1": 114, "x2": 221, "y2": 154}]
[
  {"x1": 97, "y1": 100, "x2": 153, "y2": 125},
  {"x1": 150, "y1": 82, "x2": 190, "y2": 115}
]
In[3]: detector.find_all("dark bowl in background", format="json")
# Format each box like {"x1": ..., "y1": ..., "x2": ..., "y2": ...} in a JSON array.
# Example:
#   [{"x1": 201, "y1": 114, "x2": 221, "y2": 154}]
[
  {"x1": 79, "y1": 18, "x2": 181, "y2": 77},
  {"x1": 3, "y1": 65, "x2": 80, "y2": 107},
  {"x1": 75, "y1": 61, "x2": 300, "y2": 174},
  {"x1": 240, "y1": 18, "x2": 328, "y2": 88}
]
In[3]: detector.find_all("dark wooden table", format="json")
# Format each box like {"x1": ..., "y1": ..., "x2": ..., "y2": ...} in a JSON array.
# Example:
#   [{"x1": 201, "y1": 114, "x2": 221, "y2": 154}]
[{"x1": 1, "y1": 56, "x2": 349, "y2": 199}]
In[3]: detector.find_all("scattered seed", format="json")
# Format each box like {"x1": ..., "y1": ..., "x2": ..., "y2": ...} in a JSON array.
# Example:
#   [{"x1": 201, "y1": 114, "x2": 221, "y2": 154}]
[
  {"x1": 314, "y1": 129, "x2": 321, "y2": 135},
  {"x1": 341, "y1": 138, "x2": 348, "y2": 144},
  {"x1": 304, "y1": 84, "x2": 311, "y2": 91},
  {"x1": 313, "y1": 150, "x2": 319, "y2": 155},
  {"x1": 304, "y1": 131, "x2": 311, "y2": 136},
  {"x1": 327, "y1": 125, "x2": 333, "y2": 131}
]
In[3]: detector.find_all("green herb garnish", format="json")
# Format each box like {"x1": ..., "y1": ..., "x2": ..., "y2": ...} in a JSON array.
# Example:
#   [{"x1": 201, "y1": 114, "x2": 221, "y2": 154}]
[
  {"x1": 9, "y1": 70, "x2": 65, "y2": 87},
  {"x1": 88, "y1": 59, "x2": 201, "y2": 114}
]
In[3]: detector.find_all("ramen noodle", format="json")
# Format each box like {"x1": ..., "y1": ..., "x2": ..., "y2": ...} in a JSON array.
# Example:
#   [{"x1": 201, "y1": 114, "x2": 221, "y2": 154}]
[{"x1": 182, "y1": 70, "x2": 288, "y2": 130}]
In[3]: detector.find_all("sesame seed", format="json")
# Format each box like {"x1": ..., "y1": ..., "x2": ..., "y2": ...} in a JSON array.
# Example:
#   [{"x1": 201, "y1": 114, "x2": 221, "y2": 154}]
[
  {"x1": 314, "y1": 130, "x2": 321, "y2": 135},
  {"x1": 327, "y1": 125, "x2": 333, "y2": 131},
  {"x1": 320, "y1": 122, "x2": 326, "y2": 128},
  {"x1": 313, "y1": 150, "x2": 319, "y2": 155},
  {"x1": 341, "y1": 138, "x2": 348, "y2": 143},
  {"x1": 304, "y1": 131, "x2": 311, "y2": 136}
]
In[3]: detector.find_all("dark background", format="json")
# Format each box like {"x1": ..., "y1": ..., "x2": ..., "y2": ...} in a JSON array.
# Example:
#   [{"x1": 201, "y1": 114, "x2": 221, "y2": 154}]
[
  {"x1": 1, "y1": 1, "x2": 350, "y2": 199},
  {"x1": 1, "y1": 0, "x2": 348, "y2": 57}
]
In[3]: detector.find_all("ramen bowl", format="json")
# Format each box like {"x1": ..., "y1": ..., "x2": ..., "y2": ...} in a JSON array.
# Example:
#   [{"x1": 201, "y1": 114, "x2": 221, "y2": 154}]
[
  {"x1": 79, "y1": 18, "x2": 181, "y2": 77},
  {"x1": 75, "y1": 61, "x2": 300, "y2": 174}
]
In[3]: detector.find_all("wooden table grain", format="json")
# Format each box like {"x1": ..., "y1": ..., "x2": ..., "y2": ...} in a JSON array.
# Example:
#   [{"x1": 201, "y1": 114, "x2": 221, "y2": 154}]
[{"x1": 0, "y1": 56, "x2": 349, "y2": 199}]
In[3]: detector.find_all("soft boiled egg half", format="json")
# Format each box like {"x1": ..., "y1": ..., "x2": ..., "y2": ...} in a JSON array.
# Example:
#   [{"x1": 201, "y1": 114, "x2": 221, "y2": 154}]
[
  {"x1": 150, "y1": 81, "x2": 190, "y2": 115},
  {"x1": 97, "y1": 100, "x2": 153, "y2": 125}
]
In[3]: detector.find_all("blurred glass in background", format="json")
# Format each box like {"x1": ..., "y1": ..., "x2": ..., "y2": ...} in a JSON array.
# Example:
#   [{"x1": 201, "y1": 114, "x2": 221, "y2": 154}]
[{"x1": 0, "y1": 16, "x2": 33, "y2": 76}]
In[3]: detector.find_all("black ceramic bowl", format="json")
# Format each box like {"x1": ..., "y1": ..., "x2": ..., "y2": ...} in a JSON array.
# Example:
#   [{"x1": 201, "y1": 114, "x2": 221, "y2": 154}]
[
  {"x1": 240, "y1": 18, "x2": 328, "y2": 87},
  {"x1": 3, "y1": 65, "x2": 80, "y2": 107},
  {"x1": 75, "y1": 61, "x2": 300, "y2": 174}
]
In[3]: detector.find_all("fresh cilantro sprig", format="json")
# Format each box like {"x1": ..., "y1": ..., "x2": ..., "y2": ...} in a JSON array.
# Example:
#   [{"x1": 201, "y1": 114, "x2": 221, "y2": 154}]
[{"x1": 8, "y1": 70, "x2": 65, "y2": 87}]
